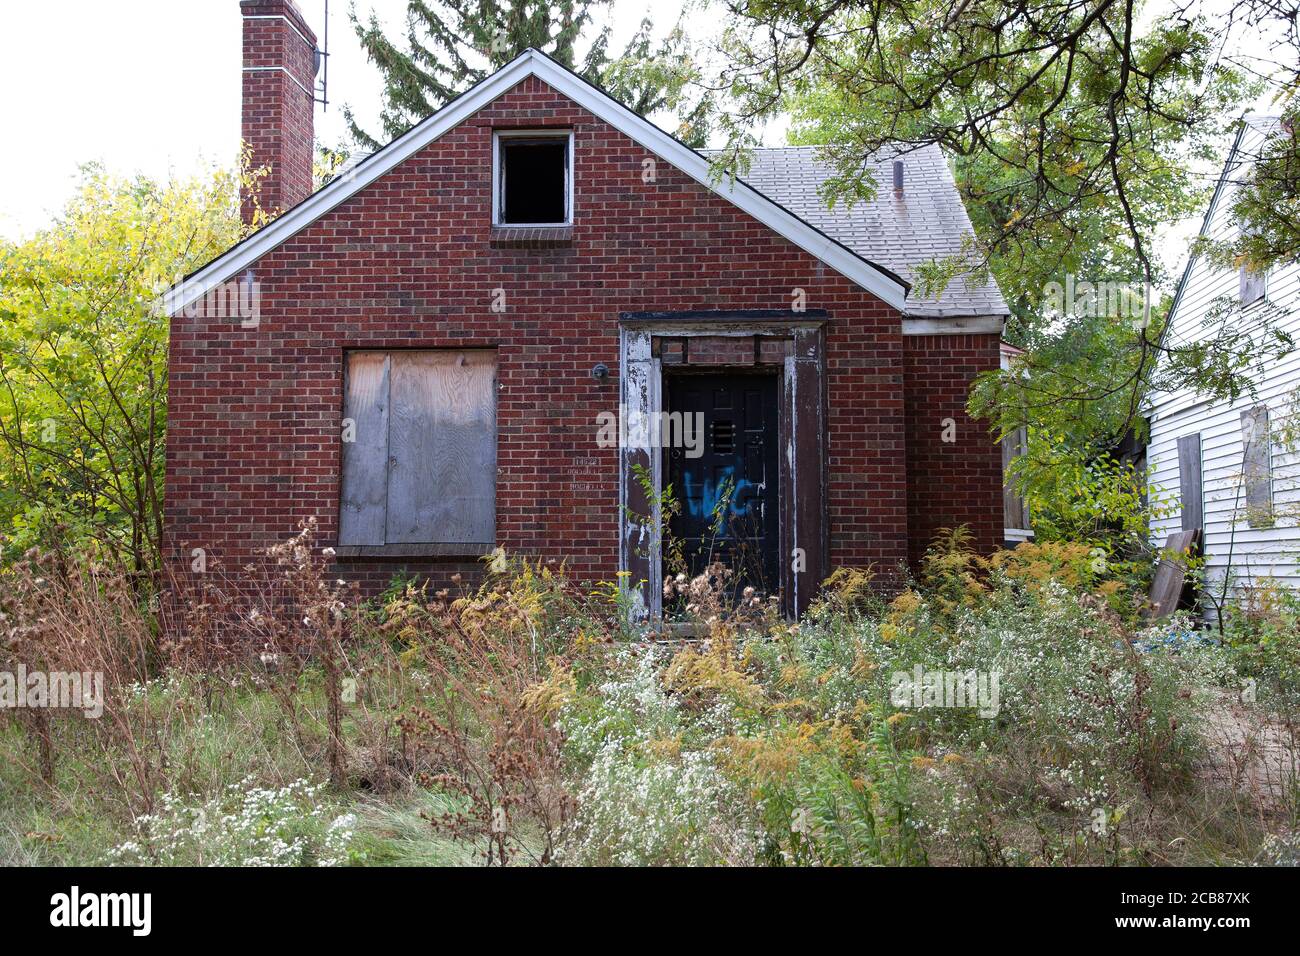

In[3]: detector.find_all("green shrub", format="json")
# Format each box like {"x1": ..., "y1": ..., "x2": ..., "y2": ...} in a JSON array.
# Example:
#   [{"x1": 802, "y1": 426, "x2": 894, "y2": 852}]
[{"x1": 1223, "y1": 582, "x2": 1300, "y2": 714}]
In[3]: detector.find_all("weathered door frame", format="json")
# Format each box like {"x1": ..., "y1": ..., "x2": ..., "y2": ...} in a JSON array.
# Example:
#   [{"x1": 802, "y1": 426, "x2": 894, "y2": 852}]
[{"x1": 618, "y1": 310, "x2": 828, "y2": 621}]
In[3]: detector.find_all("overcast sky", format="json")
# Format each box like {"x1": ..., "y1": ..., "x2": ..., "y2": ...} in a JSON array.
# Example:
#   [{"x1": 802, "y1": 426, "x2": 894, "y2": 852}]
[
  {"x1": 0, "y1": 0, "x2": 1280, "y2": 279},
  {"x1": 0, "y1": 0, "x2": 688, "y2": 239}
]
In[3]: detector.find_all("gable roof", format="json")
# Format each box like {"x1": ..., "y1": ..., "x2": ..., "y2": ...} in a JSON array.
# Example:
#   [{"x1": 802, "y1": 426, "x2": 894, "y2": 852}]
[
  {"x1": 1155, "y1": 114, "x2": 1279, "y2": 362},
  {"x1": 718, "y1": 146, "x2": 1009, "y2": 318},
  {"x1": 165, "y1": 47, "x2": 911, "y2": 316}
]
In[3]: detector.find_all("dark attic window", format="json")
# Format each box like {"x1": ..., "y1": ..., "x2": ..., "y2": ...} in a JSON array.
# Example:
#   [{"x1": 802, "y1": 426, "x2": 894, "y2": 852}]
[{"x1": 495, "y1": 132, "x2": 571, "y2": 225}]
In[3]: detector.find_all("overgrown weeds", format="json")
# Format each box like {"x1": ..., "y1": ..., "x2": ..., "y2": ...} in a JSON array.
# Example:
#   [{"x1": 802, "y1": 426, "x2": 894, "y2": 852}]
[
  {"x1": 384, "y1": 561, "x2": 590, "y2": 865},
  {"x1": 0, "y1": 525, "x2": 1294, "y2": 867}
]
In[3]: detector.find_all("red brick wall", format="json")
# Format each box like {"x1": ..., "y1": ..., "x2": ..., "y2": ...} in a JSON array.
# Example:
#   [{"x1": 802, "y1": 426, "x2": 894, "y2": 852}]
[
  {"x1": 240, "y1": 0, "x2": 317, "y2": 222},
  {"x1": 166, "y1": 75, "x2": 997, "y2": 597},
  {"x1": 902, "y1": 333, "x2": 1005, "y2": 567}
]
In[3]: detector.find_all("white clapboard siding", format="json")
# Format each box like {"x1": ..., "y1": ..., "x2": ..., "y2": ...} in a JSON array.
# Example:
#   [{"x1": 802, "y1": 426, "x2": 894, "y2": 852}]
[{"x1": 1147, "y1": 117, "x2": 1300, "y2": 605}]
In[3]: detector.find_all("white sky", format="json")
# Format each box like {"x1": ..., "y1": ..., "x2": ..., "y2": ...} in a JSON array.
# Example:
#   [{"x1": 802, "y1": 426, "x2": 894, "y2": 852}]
[
  {"x1": 0, "y1": 0, "x2": 692, "y2": 239},
  {"x1": 0, "y1": 0, "x2": 1284, "y2": 282}
]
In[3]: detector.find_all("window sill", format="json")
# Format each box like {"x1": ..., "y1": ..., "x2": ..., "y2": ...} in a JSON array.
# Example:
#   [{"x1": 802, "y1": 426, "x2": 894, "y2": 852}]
[
  {"x1": 490, "y1": 225, "x2": 573, "y2": 249},
  {"x1": 333, "y1": 543, "x2": 495, "y2": 559}
]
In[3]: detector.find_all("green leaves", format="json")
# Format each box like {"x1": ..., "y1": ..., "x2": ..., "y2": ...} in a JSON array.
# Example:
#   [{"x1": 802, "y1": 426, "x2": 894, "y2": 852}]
[
  {"x1": 714, "y1": 0, "x2": 1278, "y2": 546},
  {"x1": 1214, "y1": 113, "x2": 1300, "y2": 273},
  {"x1": 0, "y1": 165, "x2": 247, "y2": 570}
]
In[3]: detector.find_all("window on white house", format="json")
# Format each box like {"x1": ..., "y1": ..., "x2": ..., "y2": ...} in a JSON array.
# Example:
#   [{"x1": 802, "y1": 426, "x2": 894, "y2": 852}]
[
  {"x1": 1240, "y1": 405, "x2": 1274, "y2": 528},
  {"x1": 1239, "y1": 265, "x2": 1267, "y2": 306},
  {"x1": 338, "y1": 350, "x2": 497, "y2": 549},
  {"x1": 1177, "y1": 433, "x2": 1203, "y2": 531},
  {"x1": 1239, "y1": 216, "x2": 1267, "y2": 306},
  {"x1": 494, "y1": 131, "x2": 571, "y2": 225}
]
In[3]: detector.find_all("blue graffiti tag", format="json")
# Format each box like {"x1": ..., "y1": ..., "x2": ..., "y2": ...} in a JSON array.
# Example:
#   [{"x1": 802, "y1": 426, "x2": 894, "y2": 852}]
[{"x1": 682, "y1": 468, "x2": 756, "y2": 523}]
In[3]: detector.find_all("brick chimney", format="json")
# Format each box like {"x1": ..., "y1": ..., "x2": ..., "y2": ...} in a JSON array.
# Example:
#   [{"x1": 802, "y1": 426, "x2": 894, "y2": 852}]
[{"x1": 240, "y1": 0, "x2": 318, "y2": 224}]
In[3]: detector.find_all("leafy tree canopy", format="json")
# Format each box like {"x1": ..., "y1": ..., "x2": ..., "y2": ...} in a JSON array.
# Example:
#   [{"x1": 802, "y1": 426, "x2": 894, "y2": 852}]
[
  {"x1": 714, "y1": 0, "x2": 1297, "y2": 547},
  {"x1": 0, "y1": 165, "x2": 251, "y2": 573}
]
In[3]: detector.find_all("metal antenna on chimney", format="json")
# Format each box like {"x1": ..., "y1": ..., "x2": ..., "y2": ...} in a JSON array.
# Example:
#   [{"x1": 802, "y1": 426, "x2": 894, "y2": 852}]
[{"x1": 313, "y1": 0, "x2": 330, "y2": 110}]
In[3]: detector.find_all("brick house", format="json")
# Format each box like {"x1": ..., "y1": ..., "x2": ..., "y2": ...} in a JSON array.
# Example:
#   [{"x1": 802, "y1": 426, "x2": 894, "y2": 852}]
[{"x1": 164, "y1": 0, "x2": 1010, "y2": 618}]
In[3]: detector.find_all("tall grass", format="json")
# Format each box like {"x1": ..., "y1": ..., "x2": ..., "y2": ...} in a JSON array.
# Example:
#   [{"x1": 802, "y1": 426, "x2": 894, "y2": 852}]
[{"x1": 0, "y1": 526, "x2": 1295, "y2": 866}]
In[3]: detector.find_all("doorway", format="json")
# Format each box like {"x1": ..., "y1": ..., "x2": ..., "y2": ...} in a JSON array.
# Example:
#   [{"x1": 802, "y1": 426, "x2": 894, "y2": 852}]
[
  {"x1": 617, "y1": 314, "x2": 828, "y2": 620},
  {"x1": 664, "y1": 371, "x2": 780, "y2": 600}
]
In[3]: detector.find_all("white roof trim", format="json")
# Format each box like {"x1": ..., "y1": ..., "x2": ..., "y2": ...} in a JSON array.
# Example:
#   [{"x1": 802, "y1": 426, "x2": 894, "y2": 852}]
[
  {"x1": 902, "y1": 315, "x2": 1005, "y2": 335},
  {"x1": 165, "y1": 49, "x2": 909, "y2": 316}
]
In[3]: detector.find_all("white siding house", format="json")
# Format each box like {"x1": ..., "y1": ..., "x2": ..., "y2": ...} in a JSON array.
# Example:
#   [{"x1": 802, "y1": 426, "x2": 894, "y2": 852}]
[{"x1": 1147, "y1": 116, "x2": 1300, "y2": 611}]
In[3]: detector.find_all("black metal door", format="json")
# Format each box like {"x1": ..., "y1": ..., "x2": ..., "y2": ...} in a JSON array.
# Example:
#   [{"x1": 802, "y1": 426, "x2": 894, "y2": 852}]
[{"x1": 665, "y1": 372, "x2": 780, "y2": 599}]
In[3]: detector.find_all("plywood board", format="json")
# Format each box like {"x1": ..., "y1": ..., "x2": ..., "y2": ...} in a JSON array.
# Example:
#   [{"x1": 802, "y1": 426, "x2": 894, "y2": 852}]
[
  {"x1": 338, "y1": 352, "x2": 390, "y2": 545},
  {"x1": 1148, "y1": 529, "x2": 1199, "y2": 620},
  {"x1": 1240, "y1": 407, "x2": 1274, "y2": 528},
  {"x1": 1177, "y1": 433, "x2": 1203, "y2": 531},
  {"x1": 386, "y1": 350, "x2": 496, "y2": 545}
]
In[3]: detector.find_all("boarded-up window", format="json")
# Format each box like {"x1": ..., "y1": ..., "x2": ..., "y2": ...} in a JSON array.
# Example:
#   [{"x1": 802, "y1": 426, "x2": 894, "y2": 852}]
[
  {"x1": 1240, "y1": 265, "x2": 1266, "y2": 306},
  {"x1": 1240, "y1": 406, "x2": 1274, "y2": 528},
  {"x1": 339, "y1": 350, "x2": 497, "y2": 548},
  {"x1": 1002, "y1": 425, "x2": 1030, "y2": 531},
  {"x1": 1240, "y1": 216, "x2": 1267, "y2": 306},
  {"x1": 1177, "y1": 433, "x2": 1203, "y2": 531}
]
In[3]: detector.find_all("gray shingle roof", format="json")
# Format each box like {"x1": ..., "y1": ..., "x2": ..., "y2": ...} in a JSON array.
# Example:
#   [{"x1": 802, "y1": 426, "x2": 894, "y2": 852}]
[
  {"x1": 717, "y1": 145, "x2": 1009, "y2": 318},
  {"x1": 332, "y1": 142, "x2": 1008, "y2": 318}
]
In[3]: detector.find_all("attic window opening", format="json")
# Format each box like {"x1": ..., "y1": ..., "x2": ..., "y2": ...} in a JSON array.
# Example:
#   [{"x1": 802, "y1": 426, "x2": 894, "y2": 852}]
[{"x1": 495, "y1": 131, "x2": 572, "y2": 226}]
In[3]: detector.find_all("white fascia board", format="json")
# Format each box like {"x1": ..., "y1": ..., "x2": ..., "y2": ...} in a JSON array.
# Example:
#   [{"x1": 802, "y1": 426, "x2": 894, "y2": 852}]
[
  {"x1": 901, "y1": 315, "x2": 1005, "y2": 335},
  {"x1": 165, "y1": 49, "x2": 910, "y2": 317}
]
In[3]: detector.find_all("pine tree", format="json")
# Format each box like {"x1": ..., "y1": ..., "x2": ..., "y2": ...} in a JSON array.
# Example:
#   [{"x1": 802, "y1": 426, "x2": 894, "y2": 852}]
[{"x1": 345, "y1": 0, "x2": 711, "y2": 150}]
